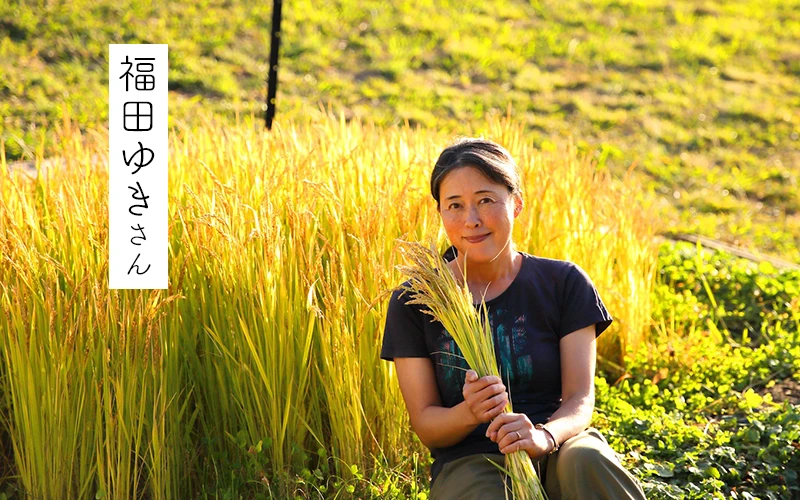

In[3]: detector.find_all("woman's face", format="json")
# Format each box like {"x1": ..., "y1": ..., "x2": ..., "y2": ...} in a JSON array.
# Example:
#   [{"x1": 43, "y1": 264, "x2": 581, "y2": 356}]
[{"x1": 438, "y1": 166, "x2": 522, "y2": 265}]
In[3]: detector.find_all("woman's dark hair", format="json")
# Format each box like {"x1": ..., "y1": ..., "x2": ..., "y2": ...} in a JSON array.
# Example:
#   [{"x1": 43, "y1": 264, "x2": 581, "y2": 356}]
[{"x1": 430, "y1": 138, "x2": 521, "y2": 208}]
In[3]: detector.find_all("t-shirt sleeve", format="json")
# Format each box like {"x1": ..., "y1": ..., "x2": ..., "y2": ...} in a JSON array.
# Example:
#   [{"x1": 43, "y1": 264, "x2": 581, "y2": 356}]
[
  {"x1": 558, "y1": 264, "x2": 613, "y2": 339},
  {"x1": 380, "y1": 286, "x2": 430, "y2": 361}
]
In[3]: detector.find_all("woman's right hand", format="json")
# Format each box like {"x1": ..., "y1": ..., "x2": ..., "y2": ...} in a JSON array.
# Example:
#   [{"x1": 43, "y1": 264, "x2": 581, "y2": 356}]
[{"x1": 462, "y1": 370, "x2": 508, "y2": 424}]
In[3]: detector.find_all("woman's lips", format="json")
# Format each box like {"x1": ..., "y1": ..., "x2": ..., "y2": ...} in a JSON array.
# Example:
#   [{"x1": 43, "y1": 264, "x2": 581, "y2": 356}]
[{"x1": 464, "y1": 234, "x2": 490, "y2": 243}]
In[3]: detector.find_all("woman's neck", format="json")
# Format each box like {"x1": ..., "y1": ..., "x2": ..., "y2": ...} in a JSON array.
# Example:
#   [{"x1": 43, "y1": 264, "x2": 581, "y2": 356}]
[{"x1": 452, "y1": 247, "x2": 521, "y2": 289}]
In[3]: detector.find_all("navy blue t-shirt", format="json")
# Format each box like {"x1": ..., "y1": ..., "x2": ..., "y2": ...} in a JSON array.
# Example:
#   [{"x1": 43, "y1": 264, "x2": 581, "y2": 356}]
[{"x1": 380, "y1": 252, "x2": 613, "y2": 485}]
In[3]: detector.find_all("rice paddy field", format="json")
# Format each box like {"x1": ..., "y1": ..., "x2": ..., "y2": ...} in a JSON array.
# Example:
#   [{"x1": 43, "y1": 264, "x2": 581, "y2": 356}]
[{"x1": 1, "y1": 0, "x2": 800, "y2": 498}]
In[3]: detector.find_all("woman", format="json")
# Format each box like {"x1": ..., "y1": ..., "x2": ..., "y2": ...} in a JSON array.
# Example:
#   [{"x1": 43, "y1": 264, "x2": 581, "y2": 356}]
[{"x1": 380, "y1": 138, "x2": 647, "y2": 499}]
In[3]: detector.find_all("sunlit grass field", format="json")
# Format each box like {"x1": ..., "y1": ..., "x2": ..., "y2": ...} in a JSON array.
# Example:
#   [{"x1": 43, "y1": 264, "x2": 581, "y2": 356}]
[
  {"x1": 2, "y1": 114, "x2": 799, "y2": 498},
  {"x1": 0, "y1": 114, "x2": 662, "y2": 497},
  {"x1": 2, "y1": 0, "x2": 799, "y2": 261}
]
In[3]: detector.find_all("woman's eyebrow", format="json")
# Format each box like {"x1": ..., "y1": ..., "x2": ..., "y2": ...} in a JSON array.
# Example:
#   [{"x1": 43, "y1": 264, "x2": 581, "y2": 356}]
[{"x1": 444, "y1": 189, "x2": 497, "y2": 201}]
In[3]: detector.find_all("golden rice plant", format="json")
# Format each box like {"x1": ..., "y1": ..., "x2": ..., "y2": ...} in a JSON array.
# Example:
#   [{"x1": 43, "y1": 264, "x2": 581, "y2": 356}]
[
  {"x1": 0, "y1": 116, "x2": 192, "y2": 499},
  {"x1": 1, "y1": 109, "x2": 657, "y2": 497},
  {"x1": 166, "y1": 115, "x2": 432, "y2": 494},
  {"x1": 397, "y1": 240, "x2": 547, "y2": 500}
]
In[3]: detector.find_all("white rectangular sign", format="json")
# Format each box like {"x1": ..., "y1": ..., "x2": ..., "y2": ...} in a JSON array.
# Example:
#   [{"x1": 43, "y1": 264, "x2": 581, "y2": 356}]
[{"x1": 109, "y1": 44, "x2": 168, "y2": 289}]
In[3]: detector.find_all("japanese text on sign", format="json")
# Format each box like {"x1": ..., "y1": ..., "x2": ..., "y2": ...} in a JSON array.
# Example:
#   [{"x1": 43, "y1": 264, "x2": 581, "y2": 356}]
[{"x1": 109, "y1": 45, "x2": 168, "y2": 289}]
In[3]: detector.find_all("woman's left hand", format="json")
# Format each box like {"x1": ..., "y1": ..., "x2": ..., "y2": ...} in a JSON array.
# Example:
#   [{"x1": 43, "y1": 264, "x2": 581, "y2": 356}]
[{"x1": 485, "y1": 413, "x2": 552, "y2": 459}]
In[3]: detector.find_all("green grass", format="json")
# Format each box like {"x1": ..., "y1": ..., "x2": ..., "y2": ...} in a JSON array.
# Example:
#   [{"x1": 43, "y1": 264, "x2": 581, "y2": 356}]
[
  {"x1": 1, "y1": 0, "x2": 799, "y2": 262},
  {"x1": 596, "y1": 243, "x2": 800, "y2": 498}
]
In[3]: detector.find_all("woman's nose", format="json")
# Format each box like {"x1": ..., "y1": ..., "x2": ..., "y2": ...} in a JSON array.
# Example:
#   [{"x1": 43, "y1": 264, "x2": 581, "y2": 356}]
[{"x1": 465, "y1": 206, "x2": 481, "y2": 227}]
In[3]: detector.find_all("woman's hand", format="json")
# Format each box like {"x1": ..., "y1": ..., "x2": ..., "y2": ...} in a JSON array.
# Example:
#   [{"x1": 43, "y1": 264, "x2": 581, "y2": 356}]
[
  {"x1": 462, "y1": 370, "x2": 508, "y2": 425},
  {"x1": 485, "y1": 413, "x2": 552, "y2": 459}
]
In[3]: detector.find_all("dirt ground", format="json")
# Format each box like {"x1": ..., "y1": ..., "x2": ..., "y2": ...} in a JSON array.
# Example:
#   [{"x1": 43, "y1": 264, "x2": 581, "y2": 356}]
[{"x1": 761, "y1": 378, "x2": 800, "y2": 405}]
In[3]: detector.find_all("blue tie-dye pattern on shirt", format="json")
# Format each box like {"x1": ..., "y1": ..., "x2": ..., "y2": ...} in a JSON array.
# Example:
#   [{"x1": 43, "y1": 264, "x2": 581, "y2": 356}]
[
  {"x1": 433, "y1": 330, "x2": 469, "y2": 404},
  {"x1": 434, "y1": 305, "x2": 535, "y2": 402},
  {"x1": 494, "y1": 307, "x2": 533, "y2": 390}
]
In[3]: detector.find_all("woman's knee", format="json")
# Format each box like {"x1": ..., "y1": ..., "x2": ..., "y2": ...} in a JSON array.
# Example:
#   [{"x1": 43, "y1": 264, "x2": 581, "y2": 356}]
[
  {"x1": 559, "y1": 444, "x2": 606, "y2": 478},
  {"x1": 549, "y1": 429, "x2": 646, "y2": 499},
  {"x1": 555, "y1": 430, "x2": 619, "y2": 481},
  {"x1": 430, "y1": 454, "x2": 508, "y2": 500}
]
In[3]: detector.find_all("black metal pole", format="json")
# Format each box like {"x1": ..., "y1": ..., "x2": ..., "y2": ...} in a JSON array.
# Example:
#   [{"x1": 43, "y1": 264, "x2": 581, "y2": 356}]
[{"x1": 266, "y1": 0, "x2": 283, "y2": 129}]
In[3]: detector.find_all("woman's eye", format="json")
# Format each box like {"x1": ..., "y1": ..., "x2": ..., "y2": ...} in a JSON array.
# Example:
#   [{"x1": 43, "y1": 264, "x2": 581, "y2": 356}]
[
  {"x1": 479, "y1": 198, "x2": 495, "y2": 204},
  {"x1": 448, "y1": 203, "x2": 462, "y2": 210}
]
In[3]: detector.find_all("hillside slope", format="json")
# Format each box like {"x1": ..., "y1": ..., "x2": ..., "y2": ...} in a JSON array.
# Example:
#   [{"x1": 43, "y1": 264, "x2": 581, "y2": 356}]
[{"x1": 1, "y1": 0, "x2": 799, "y2": 260}]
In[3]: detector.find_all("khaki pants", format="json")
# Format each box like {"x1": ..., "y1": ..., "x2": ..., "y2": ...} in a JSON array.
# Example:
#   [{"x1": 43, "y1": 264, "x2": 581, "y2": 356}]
[{"x1": 429, "y1": 428, "x2": 646, "y2": 500}]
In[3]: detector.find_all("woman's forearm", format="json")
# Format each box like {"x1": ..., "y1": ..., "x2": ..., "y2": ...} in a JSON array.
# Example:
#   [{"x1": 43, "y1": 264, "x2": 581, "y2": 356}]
[
  {"x1": 412, "y1": 400, "x2": 482, "y2": 448},
  {"x1": 541, "y1": 394, "x2": 595, "y2": 449}
]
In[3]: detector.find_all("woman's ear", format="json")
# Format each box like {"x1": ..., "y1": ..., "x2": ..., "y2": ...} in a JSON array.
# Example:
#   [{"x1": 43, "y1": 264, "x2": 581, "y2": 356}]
[{"x1": 513, "y1": 195, "x2": 523, "y2": 218}]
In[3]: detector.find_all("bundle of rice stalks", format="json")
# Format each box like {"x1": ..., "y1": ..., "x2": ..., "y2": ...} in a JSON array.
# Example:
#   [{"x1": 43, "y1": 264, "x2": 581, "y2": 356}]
[{"x1": 397, "y1": 240, "x2": 547, "y2": 500}]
